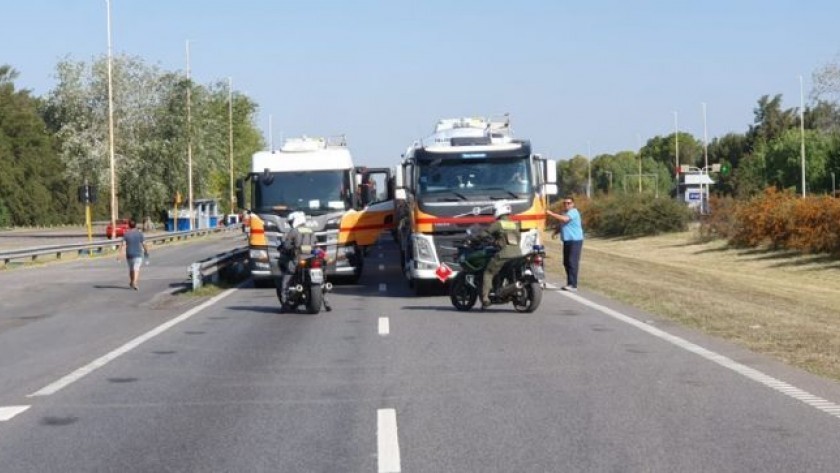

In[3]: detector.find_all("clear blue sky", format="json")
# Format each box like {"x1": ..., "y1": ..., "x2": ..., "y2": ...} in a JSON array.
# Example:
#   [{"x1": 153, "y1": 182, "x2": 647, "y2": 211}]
[{"x1": 4, "y1": 0, "x2": 839, "y2": 167}]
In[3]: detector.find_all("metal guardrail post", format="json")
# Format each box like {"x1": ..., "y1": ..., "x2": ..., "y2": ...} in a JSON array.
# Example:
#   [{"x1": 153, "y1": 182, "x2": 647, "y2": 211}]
[{"x1": 191, "y1": 262, "x2": 202, "y2": 291}]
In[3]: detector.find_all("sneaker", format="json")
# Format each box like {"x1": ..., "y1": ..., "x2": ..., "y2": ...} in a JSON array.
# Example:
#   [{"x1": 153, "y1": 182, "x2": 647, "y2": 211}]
[
  {"x1": 481, "y1": 298, "x2": 491, "y2": 308},
  {"x1": 562, "y1": 285, "x2": 577, "y2": 292}
]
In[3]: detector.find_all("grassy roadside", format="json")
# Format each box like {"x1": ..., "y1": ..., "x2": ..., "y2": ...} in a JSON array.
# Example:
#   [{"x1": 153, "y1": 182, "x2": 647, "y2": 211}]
[{"x1": 542, "y1": 230, "x2": 840, "y2": 382}]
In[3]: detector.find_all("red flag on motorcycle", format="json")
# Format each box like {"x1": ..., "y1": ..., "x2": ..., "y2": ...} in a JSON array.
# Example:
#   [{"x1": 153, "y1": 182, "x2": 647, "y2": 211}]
[{"x1": 435, "y1": 263, "x2": 453, "y2": 283}]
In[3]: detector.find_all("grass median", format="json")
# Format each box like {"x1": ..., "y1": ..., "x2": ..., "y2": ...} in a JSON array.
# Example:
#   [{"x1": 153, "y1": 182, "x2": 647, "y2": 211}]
[{"x1": 542, "y1": 229, "x2": 840, "y2": 382}]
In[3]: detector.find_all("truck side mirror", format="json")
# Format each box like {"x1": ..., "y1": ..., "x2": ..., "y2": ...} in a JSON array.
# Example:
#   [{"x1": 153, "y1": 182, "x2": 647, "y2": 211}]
[{"x1": 235, "y1": 178, "x2": 245, "y2": 209}]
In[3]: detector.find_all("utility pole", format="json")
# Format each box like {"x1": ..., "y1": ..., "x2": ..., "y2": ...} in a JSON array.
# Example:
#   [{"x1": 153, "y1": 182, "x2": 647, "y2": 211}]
[
  {"x1": 637, "y1": 134, "x2": 642, "y2": 193},
  {"x1": 186, "y1": 40, "x2": 194, "y2": 230},
  {"x1": 800, "y1": 75, "x2": 806, "y2": 197},
  {"x1": 105, "y1": 0, "x2": 117, "y2": 235},
  {"x1": 586, "y1": 141, "x2": 592, "y2": 198},
  {"x1": 702, "y1": 102, "x2": 709, "y2": 213},
  {"x1": 228, "y1": 77, "x2": 235, "y2": 214}
]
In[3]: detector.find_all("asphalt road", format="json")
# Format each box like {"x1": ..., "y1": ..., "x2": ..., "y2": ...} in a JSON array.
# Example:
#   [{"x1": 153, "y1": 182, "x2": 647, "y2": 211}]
[{"x1": 1, "y1": 233, "x2": 840, "y2": 472}]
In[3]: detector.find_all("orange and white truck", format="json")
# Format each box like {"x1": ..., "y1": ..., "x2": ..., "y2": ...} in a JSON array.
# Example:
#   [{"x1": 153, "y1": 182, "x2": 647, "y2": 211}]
[
  {"x1": 393, "y1": 117, "x2": 558, "y2": 294},
  {"x1": 237, "y1": 136, "x2": 392, "y2": 285}
]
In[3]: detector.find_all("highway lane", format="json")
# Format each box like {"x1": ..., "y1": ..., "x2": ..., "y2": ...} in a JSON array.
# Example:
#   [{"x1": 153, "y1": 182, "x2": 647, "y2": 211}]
[
  {"x1": 1, "y1": 235, "x2": 840, "y2": 471},
  {"x1": 0, "y1": 231, "x2": 246, "y2": 402}
]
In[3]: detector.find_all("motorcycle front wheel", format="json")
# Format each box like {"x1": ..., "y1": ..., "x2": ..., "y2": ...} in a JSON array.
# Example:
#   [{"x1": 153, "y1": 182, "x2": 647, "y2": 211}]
[
  {"x1": 513, "y1": 281, "x2": 542, "y2": 313},
  {"x1": 306, "y1": 285, "x2": 323, "y2": 314},
  {"x1": 449, "y1": 273, "x2": 478, "y2": 311}
]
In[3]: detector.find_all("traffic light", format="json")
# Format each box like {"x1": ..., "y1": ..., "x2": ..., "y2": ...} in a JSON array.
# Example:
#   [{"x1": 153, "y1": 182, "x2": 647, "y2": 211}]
[{"x1": 77, "y1": 184, "x2": 97, "y2": 204}]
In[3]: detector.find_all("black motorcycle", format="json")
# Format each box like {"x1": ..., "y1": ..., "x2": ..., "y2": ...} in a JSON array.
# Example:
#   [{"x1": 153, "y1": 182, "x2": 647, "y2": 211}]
[
  {"x1": 449, "y1": 234, "x2": 546, "y2": 312},
  {"x1": 277, "y1": 248, "x2": 333, "y2": 314}
]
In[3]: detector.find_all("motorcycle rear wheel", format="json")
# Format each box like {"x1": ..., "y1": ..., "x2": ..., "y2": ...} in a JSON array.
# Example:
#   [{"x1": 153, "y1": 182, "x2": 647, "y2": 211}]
[
  {"x1": 306, "y1": 286, "x2": 323, "y2": 314},
  {"x1": 513, "y1": 281, "x2": 542, "y2": 313},
  {"x1": 450, "y1": 273, "x2": 477, "y2": 311}
]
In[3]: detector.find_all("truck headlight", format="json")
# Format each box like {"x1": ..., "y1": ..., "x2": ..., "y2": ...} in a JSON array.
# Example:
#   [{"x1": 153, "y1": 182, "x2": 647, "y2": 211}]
[
  {"x1": 413, "y1": 235, "x2": 437, "y2": 265},
  {"x1": 249, "y1": 249, "x2": 269, "y2": 261}
]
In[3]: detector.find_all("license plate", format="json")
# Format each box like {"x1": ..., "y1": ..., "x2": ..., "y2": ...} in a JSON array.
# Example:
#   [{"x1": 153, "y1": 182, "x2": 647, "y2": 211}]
[{"x1": 309, "y1": 268, "x2": 324, "y2": 284}]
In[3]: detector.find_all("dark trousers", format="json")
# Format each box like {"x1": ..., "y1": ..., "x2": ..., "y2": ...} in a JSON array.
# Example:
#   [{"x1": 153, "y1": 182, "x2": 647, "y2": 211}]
[{"x1": 562, "y1": 240, "x2": 583, "y2": 287}]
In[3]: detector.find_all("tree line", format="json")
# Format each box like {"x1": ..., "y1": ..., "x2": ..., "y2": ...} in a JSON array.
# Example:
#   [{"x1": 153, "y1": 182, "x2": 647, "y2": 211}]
[
  {"x1": 0, "y1": 56, "x2": 264, "y2": 227},
  {"x1": 559, "y1": 58, "x2": 840, "y2": 200}
]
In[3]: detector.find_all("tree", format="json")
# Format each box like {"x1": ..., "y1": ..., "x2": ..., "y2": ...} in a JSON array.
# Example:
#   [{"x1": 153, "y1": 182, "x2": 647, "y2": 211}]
[
  {"x1": 44, "y1": 55, "x2": 264, "y2": 222},
  {"x1": 747, "y1": 94, "x2": 797, "y2": 151},
  {"x1": 763, "y1": 129, "x2": 831, "y2": 194},
  {"x1": 0, "y1": 65, "x2": 73, "y2": 226}
]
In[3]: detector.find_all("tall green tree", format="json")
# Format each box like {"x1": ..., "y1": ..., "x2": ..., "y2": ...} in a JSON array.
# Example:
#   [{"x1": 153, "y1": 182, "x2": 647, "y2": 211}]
[{"x1": 0, "y1": 65, "x2": 72, "y2": 226}]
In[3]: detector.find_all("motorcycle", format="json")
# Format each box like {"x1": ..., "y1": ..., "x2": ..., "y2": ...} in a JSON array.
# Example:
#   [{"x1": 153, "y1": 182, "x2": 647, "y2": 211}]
[
  {"x1": 277, "y1": 247, "x2": 333, "y2": 314},
  {"x1": 449, "y1": 233, "x2": 546, "y2": 312}
]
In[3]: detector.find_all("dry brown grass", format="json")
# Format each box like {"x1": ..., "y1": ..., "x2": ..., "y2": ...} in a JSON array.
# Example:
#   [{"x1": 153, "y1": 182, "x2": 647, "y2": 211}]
[{"x1": 543, "y1": 229, "x2": 840, "y2": 381}]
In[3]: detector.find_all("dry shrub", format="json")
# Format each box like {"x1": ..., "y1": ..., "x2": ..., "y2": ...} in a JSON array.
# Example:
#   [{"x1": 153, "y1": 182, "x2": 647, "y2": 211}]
[
  {"x1": 726, "y1": 188, "x2": 840, "y2": 254},
  {"x1": 788, "y1": 197, "x2": 840, "y2": 254}
]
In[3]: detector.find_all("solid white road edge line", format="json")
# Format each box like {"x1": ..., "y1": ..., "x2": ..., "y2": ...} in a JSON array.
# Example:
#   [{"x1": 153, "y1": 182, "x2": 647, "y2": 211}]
[
  {"x1": 28, "y1": 287, "x2": 240, "y2": 397},
  {"x1": 560, "y1": 290, "x2": 840, "y2": 420},
  {"x1": 377, "y1": 408, "x2": 401, "y2": 473},
  {"x1": 379, "y1": 317, "x2": 390, "y2": 336},
  {"x1": 0, "y1": 405, "x2": 30, "y2": 422}
]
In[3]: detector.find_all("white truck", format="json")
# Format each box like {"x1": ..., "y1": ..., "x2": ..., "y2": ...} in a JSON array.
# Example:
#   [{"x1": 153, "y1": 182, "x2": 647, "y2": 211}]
[
  {"x1": 393, "y1": 117, "x2": 558, "y2": 294},
  {"x1": 237, "y1": 136, "x2": 392, "y2": 286}
]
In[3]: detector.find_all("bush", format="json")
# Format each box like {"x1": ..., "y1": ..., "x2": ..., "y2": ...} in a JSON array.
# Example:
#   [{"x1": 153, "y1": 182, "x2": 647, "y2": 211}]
[
  {"x1": 569, "y1": 194, "x2": 691, "y2": 238},
  {"x1": 704, "y1": 188, "x2": 840, "y2": 254}
]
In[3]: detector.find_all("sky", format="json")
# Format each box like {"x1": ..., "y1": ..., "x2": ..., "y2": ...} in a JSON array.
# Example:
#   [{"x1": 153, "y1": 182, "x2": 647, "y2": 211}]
[{"x1": 3, "y1": 0, "x2": 839, "y2": 167}]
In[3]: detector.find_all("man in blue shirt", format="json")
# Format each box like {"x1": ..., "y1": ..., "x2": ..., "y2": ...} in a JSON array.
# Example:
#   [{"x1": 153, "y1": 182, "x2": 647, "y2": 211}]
[
  {"x1": 547, "y1": 197, "x2": 584, "y2": 292},
  {"x1": 119, "y1": 219, "x2": 149, "y2": 290}
]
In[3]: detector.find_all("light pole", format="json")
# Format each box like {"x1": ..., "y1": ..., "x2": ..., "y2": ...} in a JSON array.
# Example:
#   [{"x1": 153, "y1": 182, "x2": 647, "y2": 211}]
[
  {"x1": 186, "y1": 40, "x2": 194, "y2": 230},
  {"x1": 799, "y1": 75, "x2": 806, "y2": 197},
  {"x1": 637, "y1": 134, "x2": 642, "y2": 193},
  {"x1": 586, "y1": 141, "x2": 592, "y2": 198},
  {"x1": 673, "y1": 111, "x2": 679, "y2": 177},
  {"x1": 702, "y1": 103, "x2": 709, "y2": 213},
  {"x1": 268, "y1": 114, "x2": 273, "y2": 150},
  {"x1": 105, "y1": 0, "x2": 117, "y2": 234},
  {"x1": 228, "y1": 77, "x2": 234, "y2": 214}
]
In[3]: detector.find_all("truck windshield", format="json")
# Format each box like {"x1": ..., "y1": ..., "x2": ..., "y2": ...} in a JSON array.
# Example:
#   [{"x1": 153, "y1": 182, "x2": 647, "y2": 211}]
[
  {"x1": 417, "y1": 157, "x2": 532, "y2": 199},
  {"x1": 254, "y1": 170, "x2": 350, "y2": 215}
]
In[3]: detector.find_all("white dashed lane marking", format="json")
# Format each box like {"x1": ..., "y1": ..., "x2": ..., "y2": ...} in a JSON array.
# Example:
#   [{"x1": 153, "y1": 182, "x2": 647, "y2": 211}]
[
  {"x1": 28, "y1": 287, "x2": 239, "y2": 397},
  {"x1": 377, "y1": 408, "x2": 401, "y2": 473},
  {"x1": 379, "y1": 317, "x2": 390, "y2": 336},
  {"x1": 379, "y1": 264, "x2": 385, "y2": 271},
  {"x1": 379, "y1": 283, "x2": 387, "y2": 292},
  {"x1": 0, "y1": 405, "x2": 30, "y2": 422}
]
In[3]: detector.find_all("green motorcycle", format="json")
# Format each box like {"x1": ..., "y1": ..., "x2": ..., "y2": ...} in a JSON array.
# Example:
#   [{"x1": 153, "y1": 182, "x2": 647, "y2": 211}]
[{"x1": 448, "y1": 234, "x2": 545, "y2": 312}]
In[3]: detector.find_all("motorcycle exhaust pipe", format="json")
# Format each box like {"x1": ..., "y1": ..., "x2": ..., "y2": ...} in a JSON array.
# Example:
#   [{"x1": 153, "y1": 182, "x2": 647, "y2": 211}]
[
  {"x1": 324, "y1": 282, "x2": 333, "y2": 292},
  {"x1": 497, "y1": 280, "x2": 524, "y2": 299}
]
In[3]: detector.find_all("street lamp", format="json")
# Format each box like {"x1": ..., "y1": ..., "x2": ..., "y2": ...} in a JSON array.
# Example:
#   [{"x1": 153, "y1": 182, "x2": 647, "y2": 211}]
[
  {"x1": 586, "y1": 141, "x2": 592, "y2": 198},
  {"x1": 105, "y1": 0, "x2": 117, "y2": 235},
  {"x1": 799, "y1": 75, "x2": 806, "y2": 197},
  {"x1": 186, "y1": 40, "x2": 194, "y2": 230},
  {"x1": 228, "y1": 77, "x2": 234, "y2": 214},
  {"x1": 702, "y1": 103, "x2": 709, "y2": 214},
  {"x1": 637, "y1": 134, "x2": 642, "y2": 193}
]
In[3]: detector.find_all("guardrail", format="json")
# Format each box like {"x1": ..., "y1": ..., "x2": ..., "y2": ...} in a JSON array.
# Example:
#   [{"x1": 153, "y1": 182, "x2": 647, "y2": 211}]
[
  {"x1": 188, "y1": 247, "x2": 249, "y2": 291},
  {"x1": 0, "y1": 226, "x2": 240, "y2": 266}
]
